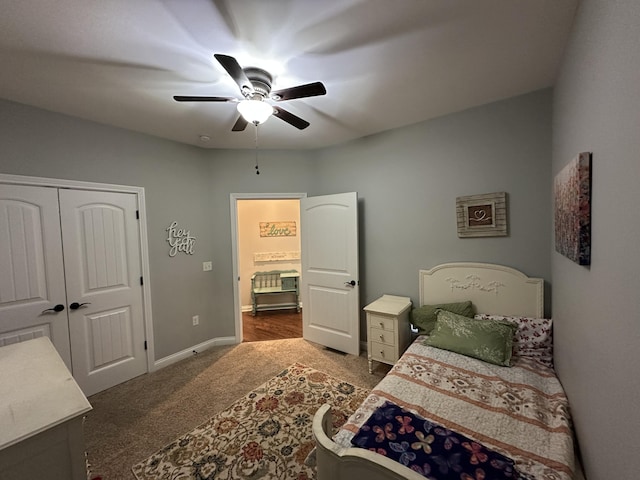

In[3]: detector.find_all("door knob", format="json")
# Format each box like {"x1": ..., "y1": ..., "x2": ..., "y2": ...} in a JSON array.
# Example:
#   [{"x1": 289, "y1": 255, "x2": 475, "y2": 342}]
[
  {"x1": 69, "y1": 302, "x2": 91, "y2": 310},
  {"x1": 42, "y1": 304, "x2": 65, "y2": 314},
  {"x1": 344, "y1": 280, "x2": 356, "y2": 286}
]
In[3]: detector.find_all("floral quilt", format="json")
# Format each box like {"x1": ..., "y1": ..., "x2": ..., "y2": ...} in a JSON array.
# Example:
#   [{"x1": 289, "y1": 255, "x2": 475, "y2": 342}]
[{"x1": 334, "y1": 338, "x2": 575, "y2": 480}]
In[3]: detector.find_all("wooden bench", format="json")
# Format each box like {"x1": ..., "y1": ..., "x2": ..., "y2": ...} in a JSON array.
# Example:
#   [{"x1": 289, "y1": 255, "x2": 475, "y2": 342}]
[{"x1": 251, "y1": 270, "x2": 300, "y2": 315}]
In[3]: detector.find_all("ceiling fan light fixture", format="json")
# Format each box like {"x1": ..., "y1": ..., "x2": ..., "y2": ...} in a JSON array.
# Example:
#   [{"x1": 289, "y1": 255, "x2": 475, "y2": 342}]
[
  {"x1": 174, "y1": 54, "x2": 325, "y2": 132},
  {"x1": 237, "y1": 100, "x2": 273, "y2": 125}
]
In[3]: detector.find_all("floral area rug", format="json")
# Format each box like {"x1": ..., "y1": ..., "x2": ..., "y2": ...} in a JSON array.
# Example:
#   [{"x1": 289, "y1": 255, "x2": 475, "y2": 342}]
[{"x1": 132, "y1": 362, "x2": 368, "y2": 480}]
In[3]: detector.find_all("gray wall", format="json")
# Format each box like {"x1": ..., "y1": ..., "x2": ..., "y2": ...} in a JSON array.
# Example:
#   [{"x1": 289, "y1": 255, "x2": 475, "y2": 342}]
[
  {"x1": 0, "y1": 90, "x2": 552, "y2": 361},
  {"x1": 0, "y1": 99, "x2": 315, "y2": 359},
  {"x1": 552, "y1": 1, "x2": 640, "y2": 479},
  {"x1": 315, "y1": 90, "x2": 553, "y2": 311},
  {"x1": 203, "y1": 91, "x2": 554, "y2": 343}
]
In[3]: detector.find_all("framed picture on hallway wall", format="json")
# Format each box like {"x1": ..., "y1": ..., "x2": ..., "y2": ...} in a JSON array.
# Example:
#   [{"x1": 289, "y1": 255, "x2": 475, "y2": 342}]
[
  {"x1": 259, "y1": 221, "x2": 297, "y2": 237},
  {"x1": 554, "y1": 152, "x2": 592, "y2": 266}
]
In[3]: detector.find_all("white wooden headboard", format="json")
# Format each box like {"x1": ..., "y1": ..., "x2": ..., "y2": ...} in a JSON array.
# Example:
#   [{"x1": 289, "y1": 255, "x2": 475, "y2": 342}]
[{"x1": 419, "y1": 262, "x2": 544, "y2": 318}]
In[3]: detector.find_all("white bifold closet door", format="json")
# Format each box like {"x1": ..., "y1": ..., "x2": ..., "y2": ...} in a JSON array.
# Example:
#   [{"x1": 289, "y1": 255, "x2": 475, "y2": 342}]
[
  {"x1": 0, "y1": 185, "x2": 71, "y2": 363},
  {"x1": 0, "y1": 184, "x2": 147, "y2": 396}
]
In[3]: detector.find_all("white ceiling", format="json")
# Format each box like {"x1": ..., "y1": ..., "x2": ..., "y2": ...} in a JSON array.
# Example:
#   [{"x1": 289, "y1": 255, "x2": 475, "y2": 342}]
[{"x1": 0, "y1": 0, "x2": 578, "y2": 150}]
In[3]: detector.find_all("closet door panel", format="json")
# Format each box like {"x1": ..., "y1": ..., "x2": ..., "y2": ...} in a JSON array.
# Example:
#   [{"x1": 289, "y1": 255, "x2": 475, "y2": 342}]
[
  {"x1": 88, "y1": 307, "x2": 133, "y2": 369},
  {"x1": 80, "y1": 204, "x2": 128, "y2": 291},
  {"x1": 0, "y1": 185, "x2": 72, "y2": 370},
  {"x1": 59, "y1": 189, "x2": 146, "y2": 396}
]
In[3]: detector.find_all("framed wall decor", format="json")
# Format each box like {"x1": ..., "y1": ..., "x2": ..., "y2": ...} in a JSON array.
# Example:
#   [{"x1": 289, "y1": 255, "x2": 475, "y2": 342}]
[
  {"x1": 456, "y1": 192, "x2": 507, "y2": 237},
  {"x1": 554, "y1": 152, "x2": 592, "y2": 265},
  {"x1": 259, "y1": 221, "x2": 297, "y2": 237}
]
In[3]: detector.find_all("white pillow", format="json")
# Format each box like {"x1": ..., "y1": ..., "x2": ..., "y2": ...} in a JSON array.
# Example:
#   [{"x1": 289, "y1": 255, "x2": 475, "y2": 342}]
[{"x1": 474, "y1": 314, "x2": 553, "y2": 368}]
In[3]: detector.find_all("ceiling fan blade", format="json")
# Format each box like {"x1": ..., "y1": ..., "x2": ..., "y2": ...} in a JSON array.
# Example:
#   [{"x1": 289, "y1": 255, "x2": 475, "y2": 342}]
[
  {"x1": 272, "y1": 106, "x2": 310, "y2": 130},
  {"x1": 173, "y1": 96, "x2": 236, "y2": 102},
  {"x1": 232, "y1": 116, "x2": 248, "y2": 132},
  {"x1": 270, "y1": 82, "x2": 326, "y2": 101},
  {"x1": 214, "y1": 54, "x2": 255, "y2": 96}
]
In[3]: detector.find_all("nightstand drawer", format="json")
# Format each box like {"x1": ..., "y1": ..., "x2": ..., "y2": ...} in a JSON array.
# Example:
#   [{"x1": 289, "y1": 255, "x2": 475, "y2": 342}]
[
  {"x1": 370, "y1": 327, "x2": 395, "y2": 346},
  {"x1": 370, "y1": 341, "x2": 399, "y2": 363},
  {"x1": 368, "y1": 313, "x2": 396, "y2": 331}
]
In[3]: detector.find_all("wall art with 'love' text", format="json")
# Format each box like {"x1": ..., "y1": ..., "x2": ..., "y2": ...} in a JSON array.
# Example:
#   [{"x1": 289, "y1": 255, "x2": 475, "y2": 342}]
[
  {"x1": 259, "y1": 221, "x2": 297, "y2": 237},
  {"x1": 456, "y1": 192, "x2": 508, "y2": 238}
]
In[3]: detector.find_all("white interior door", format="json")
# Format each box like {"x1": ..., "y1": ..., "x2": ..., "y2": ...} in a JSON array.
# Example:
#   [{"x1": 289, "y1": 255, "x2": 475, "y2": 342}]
[
  {"x1": 59, "y1": 189, "x2": 147, "y2": 396},
  {"x1": 300, "y1": 192, "x2": 360, "y2": 355},
  {"x1": 0, "y1": 184, "x2": 72, "y2": 369}
]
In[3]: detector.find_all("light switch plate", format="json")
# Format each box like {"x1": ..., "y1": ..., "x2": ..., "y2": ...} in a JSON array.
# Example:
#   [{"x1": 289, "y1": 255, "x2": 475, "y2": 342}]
[{"x1": 202, "y1": 261, "x2": 212, "y2": 271}]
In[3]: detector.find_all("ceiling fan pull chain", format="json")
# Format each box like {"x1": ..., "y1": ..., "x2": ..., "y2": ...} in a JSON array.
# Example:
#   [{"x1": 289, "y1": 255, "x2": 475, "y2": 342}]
[{"x1": 254, "y1": 124, "x2": 260, "y2": 175}]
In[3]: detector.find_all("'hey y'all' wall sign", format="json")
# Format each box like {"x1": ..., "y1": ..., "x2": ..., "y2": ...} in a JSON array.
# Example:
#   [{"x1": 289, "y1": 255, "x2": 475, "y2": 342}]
[{"x1": 166, "y1": 221, "x2": 196, "y2": 256}]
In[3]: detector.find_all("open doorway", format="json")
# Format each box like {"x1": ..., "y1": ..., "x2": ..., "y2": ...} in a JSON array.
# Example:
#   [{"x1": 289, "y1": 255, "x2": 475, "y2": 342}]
[{"x1": 231, "y1": 193, "x2": 306, "y2": 342}]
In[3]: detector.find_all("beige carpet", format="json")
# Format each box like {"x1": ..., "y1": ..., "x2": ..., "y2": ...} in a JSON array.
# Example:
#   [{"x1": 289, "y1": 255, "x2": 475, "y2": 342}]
[{"x1": 85, "y1": 338, "x2": 390, "y2": 479}]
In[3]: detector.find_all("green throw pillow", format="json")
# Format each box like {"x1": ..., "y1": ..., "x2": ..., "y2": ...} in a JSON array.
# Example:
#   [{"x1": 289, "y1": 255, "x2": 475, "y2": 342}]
[
  {"x1": 410, "y1": 301, "x2": 474, "y2": 334},
  {"x1": 424, "y1": 310, "x2": 517, "y2": 366}
]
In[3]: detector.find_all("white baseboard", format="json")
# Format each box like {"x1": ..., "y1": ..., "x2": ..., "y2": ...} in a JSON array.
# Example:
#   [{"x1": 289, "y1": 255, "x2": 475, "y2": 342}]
[{"x1": 153, "y1": 336, "x2": 237, "y2": 370}]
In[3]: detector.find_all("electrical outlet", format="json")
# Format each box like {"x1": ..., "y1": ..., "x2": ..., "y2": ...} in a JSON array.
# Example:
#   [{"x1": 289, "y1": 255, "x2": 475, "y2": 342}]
[
  {"x1": 192, "y1": 315, "x2": 199, "y2": 326},
  {"x1": 202, "y1": 261, "x2": 212, "y2": 271}
]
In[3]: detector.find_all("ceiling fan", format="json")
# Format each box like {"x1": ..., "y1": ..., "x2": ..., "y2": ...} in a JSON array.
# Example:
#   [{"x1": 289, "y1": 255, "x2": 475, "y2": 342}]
[{"x1": 173, "y1": 54, "x2": 326, "y2": 131}]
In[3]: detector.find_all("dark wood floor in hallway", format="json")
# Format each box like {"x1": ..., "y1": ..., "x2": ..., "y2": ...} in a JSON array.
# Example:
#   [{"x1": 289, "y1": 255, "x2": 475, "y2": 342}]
[{"x1": 242, "y1": 309, "x2": 302, "y2": 342}]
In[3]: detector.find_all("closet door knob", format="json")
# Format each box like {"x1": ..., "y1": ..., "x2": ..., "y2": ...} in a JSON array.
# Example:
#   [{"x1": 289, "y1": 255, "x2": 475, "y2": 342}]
[
  {"x1": 42, "y1": 304, "x2": 65, "y2": 314},
  {"x1": 69, "y1": 302, "x2": 91, "y2": 310}
]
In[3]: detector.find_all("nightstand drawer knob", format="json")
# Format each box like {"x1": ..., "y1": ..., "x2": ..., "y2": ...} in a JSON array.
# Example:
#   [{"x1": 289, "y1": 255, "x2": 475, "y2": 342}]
[
  {"x1": 379, "y1": 334, "x2": 384, "y2": 341},
  {"x1": 379, "y1": 350, "x2": 385, "y2": 357},
  {"x1": 379, "y1": 322, "x2": 384, "y2": 327}
]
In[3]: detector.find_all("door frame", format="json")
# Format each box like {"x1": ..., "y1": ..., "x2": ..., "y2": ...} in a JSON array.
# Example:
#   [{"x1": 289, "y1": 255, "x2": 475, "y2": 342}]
[
  {"x1": 229, "y1": 192, "x2": 307, "y2": 341},
  {"x1": 0, "y1": 173, "x2": 155, "y2": 374}
]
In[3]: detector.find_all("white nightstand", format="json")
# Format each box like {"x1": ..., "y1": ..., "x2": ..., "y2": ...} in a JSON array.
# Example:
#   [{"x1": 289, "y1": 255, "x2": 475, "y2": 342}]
[{"x1": 364, "y1": 294, "x2": 412, "y2": 373}]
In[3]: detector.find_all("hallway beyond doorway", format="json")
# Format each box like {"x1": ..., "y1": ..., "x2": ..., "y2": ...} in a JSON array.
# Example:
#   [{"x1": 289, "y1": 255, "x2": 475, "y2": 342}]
[{"x1": 242, "y1": 310, "x2": 302, "y2": 342}]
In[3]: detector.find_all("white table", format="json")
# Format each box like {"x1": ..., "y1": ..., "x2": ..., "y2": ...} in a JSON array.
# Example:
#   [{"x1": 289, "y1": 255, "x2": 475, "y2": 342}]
[{"x1": 0, "y1": 337, "x2": 92, "y2": 479}]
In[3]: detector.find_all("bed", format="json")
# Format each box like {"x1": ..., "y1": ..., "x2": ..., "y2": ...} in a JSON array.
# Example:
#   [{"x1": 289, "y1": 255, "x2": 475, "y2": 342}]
[{"x1": 313, "y1": 263, "x2": 576, "y2": 480}]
